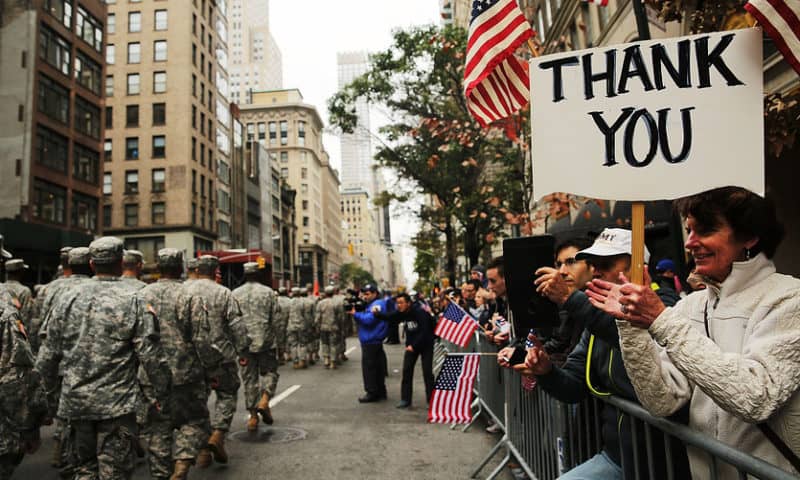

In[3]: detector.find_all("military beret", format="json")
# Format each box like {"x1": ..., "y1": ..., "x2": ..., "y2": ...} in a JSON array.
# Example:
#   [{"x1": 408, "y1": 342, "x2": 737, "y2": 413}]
[
  {"x1": 68, "y1": 247, "x2": 91, "y2": 266},
  {"x1": 5, "y1": 259, "x2": 29, "y2": 272},
  {"x1": 157, "y1": 248, "x2": 183, "y2": 268},
  {"x1": 197, "y1": 255, "x2": 219, "y2": 269},
  {"x1": 89, "y1": 236, "x2": 124, "y2": 264},
  {"x1": 186, "y1": 258, "x2": 199, "y2": 269},
  {"x1": 324, "y1": 285, "x2": 335, "y2": 295},
  {"x1": 123, "y1": 249, "x2": 144, "y2": 264},
  {"x1": 243, "y1": 262, "x2": 259, "y2": 274}
]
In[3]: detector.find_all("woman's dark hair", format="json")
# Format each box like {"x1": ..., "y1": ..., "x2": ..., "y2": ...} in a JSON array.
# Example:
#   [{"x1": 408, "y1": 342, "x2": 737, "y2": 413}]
[{"x1": 674, "y1": 186, "x2": 785, "y2": 258}]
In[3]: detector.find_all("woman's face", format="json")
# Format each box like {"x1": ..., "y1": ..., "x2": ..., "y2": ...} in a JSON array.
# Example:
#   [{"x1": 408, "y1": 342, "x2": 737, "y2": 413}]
[{"x1": 684, "y1": 215, "x2": 756, "y2": 282}]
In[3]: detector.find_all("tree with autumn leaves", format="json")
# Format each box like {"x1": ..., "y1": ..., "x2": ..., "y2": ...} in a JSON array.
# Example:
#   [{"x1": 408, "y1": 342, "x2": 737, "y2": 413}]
[{"x1": 329, "y1": 24, "x2": 530, "y2": 285}]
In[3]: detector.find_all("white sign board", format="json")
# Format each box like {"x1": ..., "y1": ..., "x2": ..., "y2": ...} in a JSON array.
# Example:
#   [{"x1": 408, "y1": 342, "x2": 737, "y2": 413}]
[{"x1": 530, "y1": 28, "x2": 764, "y2": 201}]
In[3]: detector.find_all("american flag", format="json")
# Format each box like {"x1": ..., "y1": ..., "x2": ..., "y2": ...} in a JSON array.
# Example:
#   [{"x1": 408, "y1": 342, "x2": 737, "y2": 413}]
[
  {"x1": 435, "y1": 302, "x2": 478, "y2": 347},
  {"x1": 745, "y1": 0, "x2": 800, "y2": 75},
  {"x1": 583, "y1": 0, "x2": 609, "y2": 7},
  {"x1": 464, "y1": 0, "x2": 536, "y2": 127},
  {"x1": 522, "y1": 329, "x2": 541, "y2": 391},
  {"x1": 428, "y1": 355, "x2": 481, "y2": 424}
]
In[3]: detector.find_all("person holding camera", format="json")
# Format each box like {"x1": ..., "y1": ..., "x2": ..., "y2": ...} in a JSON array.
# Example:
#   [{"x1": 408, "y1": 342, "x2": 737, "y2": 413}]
[{"x1": 350, "y1": 284, "x2": 389, "y2": 403}]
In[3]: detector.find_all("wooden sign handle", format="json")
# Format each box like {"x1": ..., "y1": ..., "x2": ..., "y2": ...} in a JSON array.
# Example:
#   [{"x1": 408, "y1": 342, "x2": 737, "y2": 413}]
[{"x1": 631, "y1": 202, "x2": 646, "y2": 285}]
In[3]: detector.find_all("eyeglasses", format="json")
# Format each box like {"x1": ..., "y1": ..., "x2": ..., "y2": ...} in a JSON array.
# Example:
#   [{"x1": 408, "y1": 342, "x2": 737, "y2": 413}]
[{"x1": 555, "y1": 257, "x2": 579, "y2": 268}]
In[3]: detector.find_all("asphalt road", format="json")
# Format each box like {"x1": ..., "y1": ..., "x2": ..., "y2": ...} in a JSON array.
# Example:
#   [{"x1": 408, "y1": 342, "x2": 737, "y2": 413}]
[{"x1": 13, "y1": 337, "x2": 509, "y2": 479}]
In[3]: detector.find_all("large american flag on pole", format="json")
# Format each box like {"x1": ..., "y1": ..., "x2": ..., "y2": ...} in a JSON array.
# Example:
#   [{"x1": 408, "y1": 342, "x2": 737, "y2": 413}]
[
  {"x1": 435, "y1": 301, "x2": 478, "y2": 347},
  {"x1": 464, "y1": 0, "x2": 536, "y2": 127},
  {"x1": 428, "y1": 355, "x2": 480, "y2": 424},
  {"x1": 745, "y1": 0, "x2": 800, "y2": 75}
]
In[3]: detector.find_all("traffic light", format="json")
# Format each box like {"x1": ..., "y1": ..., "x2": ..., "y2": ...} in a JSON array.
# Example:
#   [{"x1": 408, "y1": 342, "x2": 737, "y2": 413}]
[
  {"x1": 348, "y1": 243, "x2": 354, "y2": 256},
  {"x1": 256, "y1": 256, "x2": 266, "y2": 269}
]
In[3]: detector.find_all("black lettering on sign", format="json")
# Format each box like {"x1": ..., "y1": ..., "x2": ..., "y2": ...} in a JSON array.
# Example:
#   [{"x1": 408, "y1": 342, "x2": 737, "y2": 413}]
[
  {"x1": 588, "y1": 107, "x2": 635, "y2": 166},
  {"x1": 583, "y1": 50, "x2": 617, "y2": 100},
  {"x1": 695, "y1": 34, "x2": 744, "y2": 89},
  {"x1": 618, "y1": 45, "x2": 655, "y2": 94},
  {"x1": 651, "y1": 40, "x2": 691, "y2": 90},
  {"x1": 658, "y1": 107, "x2": 695, "y2": 163},
  {"x1": 538, "y1": 56, "x2": 580, "y2": 102},
  {"x1": 623, "y1": 109, "x2": 659, "y2": 167}
]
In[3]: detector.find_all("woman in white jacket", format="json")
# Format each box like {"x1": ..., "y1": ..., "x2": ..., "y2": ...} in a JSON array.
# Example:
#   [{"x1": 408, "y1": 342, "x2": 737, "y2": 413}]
[{"x1": 585, "y1": 186, "x2": 800, "y2": 479}]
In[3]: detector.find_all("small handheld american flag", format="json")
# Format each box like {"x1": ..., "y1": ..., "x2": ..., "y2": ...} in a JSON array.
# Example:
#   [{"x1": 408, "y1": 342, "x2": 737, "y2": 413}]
[
  {"x1": 428, "y1": 355, "x2": 481, "y2": 424},
  {"x1": 521, "y1": 329, "x2": 541, "y2": 391},
  {"x1": 435, "y1": 302, "x2": 479, "y2": 347}
]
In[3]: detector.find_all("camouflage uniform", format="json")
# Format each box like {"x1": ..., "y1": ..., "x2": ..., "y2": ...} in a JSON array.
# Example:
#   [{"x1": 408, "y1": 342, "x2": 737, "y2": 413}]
[
  {"x1": 30, "y1": 246, "x2": 74, "y2": 355},
  {"x1": 119, "y1": 276, "x2": 146, "y2": 291},
  {"x1": 138, "y1": 249, "x2": 218, "y2": 479},
  {"x1": 302, "y1": 289, "x2": 319, "y2": 362},
  {"x1": 36, "y1": 237, "x2": 171, "y2": 480},
  {"x1": 0, "y1": 289, "x2": 48, "y2": 480},
  {"x1": 232, "y1": 263, "x2": 280, "y2": 425},
  {"x1": 316, "y1": 288, "x2": 341, "y2": 368},
  {"x1": 3, "y1": 260, "x2": 34, "y2": 336},
  {"x1": 286, "y1": 289, "x2": 308, "y2": 367},
  {"x1": 183, "y1": 256, "x2": 248, "y2": 434},
  {"x1": 120, "y1": 250, "x2": 146, "y2": 291},
  {"x1": 275, "y1": 288, "x2": 291, "y2": 363},
  {"x1": 333, "y1": 292, "x2": 349, "y2": 360}
]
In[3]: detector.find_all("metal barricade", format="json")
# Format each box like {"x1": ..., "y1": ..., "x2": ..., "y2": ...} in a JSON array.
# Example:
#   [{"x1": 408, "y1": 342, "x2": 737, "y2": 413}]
[{"x1": 476, "y1": 332, "x2": 505, "y2": 429}]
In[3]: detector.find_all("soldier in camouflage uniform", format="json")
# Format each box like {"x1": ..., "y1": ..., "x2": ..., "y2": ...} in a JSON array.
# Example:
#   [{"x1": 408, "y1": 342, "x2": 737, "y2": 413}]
[
  {"x1": 39, "y1": 247, "x2": 93, "y2": 468},
  {"x1": 316, "y1": 286, "x2": 342, "y2": 369},
  {"x1": 0, "y1": 276, "x2": 48, "y2": 479},
  {"x1": 184, "y1": 258, "x2": 199, "y2": 285},
  {"x1": 30, "y1": 246, "x2": 73, "y2": 356},
  {"x1": 36, "y1": 237, "x2": 172, "y2": 480},
  {"x1": 183, "y1": 255, "x2": 248, "y2": 468},
  {"x1": 275, "y1": 287, "x2": 291, "y2": 365},
  {"x1": 3, "y1": 260, "x2": 33, "y2": 336},
  {"x1": 138, "y1": 249, "x2": 219, "y2": 480},
  {"x1": 301, "y1": 287, "x2": 319, "y2": 365},
  {"x1": 287, "y1": 287, "x2": 308, "y2": 369},
  {"x1": 333, "y1": 288, "x2": 349, "y2": 363},
  {"x1": 120, "y1": 250, "x2": 146, "y2": 291},
  {"x1": 232, "y1": 262, "x2": 280, "y2": 431}
]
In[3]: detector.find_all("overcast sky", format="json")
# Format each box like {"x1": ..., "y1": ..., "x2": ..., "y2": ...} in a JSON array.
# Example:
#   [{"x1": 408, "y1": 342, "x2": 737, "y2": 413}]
[{"x1": 270, "y1": 0, "x2": 442, "y2": 287}]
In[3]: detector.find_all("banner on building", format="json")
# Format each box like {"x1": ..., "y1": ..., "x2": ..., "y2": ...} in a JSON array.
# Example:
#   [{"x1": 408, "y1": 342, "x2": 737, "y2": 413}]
[{"x1": 529, "y1": 28, "x2": 764, "y2": 201}]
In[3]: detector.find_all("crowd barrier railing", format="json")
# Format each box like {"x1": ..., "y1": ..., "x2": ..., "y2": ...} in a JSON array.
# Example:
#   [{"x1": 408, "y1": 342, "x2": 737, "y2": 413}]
[{"x1": 461, "y1": 333, "x2": 799, "y2": 480}]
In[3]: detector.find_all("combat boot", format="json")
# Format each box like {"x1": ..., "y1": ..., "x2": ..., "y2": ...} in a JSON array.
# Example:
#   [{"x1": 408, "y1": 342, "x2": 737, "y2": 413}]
[
  {"x1": 51, "y1": 439, "x2": 64, "y2": 468},
  {"x1": 256, "y1": 392, "x2": 273, "y2": 425},
  {"x1": 207, "y1": 430, "x2": 228, "y2": 464},
  {"x1": 169, "y1": 459, "x2": 192, "y2": 480},
  {"x1": 323, "y1": 356, "x2": 331, "y2": 368},
  {"x1": 298, "y1": 359, "x2": 307, "y2": 369},
  {"x1": 196, "y1": 448, "x2": 212, "y2": 468},
  {"x1": 330, "y1": 360, "x2": 338, "y2": 370},
  {"x1": 247, "y1": 412, "x2": 259, "y2": 432}
]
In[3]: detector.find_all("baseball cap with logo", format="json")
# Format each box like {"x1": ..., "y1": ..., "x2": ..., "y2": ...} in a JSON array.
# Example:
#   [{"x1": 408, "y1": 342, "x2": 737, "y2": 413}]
[
  {"x1": 361, "y1": 284, "x2": 378, "y2": 293},
  {"x1": 576, "y1": 228, "x2": 650, "y2": 263}
]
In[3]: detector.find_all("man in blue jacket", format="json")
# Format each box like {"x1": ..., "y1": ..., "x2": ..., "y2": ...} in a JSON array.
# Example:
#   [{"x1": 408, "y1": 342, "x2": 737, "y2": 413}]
[{"x1": 350, "y1": 284, "x2": 388, "y2": 403}]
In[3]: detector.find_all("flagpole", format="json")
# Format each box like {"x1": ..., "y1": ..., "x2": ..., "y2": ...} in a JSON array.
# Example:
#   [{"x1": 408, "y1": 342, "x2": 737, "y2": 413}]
[
  {"x1": 526, "y1": 38, "x2": 539, "y2": 58},
  {"x1": 446, "y1": 352, "x2": 499, "y2": 356}
]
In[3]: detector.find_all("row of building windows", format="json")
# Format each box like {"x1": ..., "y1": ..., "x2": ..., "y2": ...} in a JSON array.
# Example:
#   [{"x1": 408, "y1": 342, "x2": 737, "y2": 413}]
[
  {"x1": 32, "y1": 178, "x2": 98, "y2": 230},
  {"x1": 107, "y1": 10, "x2": 167, "y2": 34},
  {"x1": 191, "y1": 137, "x2": 216, "y2": 170},
  {"x1": 105, "y1": 102, "x2": 166, "y2": 130},
  {"x1": 37, "y1": 75, "x2": 100, "y2": 139},
  {"x1": 104, "y1": 71, "x2": 167, "y2": 95},
  {"x1": 107, "y1": 135, "x2": 165, "y2": 161},
  {"x1": 107, "y1": 201, "x2": 166, "y2": 227},
  {"x1": 35, "y1": 125, "x2": 99, "y2": 184},
  {"x1": 106, "y1": 168, "x2": 165, "y2": 195},
  {"x1": 245, "y1": 121, "x2": 303, "y2": 147}
]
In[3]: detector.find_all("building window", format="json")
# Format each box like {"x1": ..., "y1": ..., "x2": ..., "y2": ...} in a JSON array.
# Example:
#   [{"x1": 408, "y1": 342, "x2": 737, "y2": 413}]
[
  {"x1": 44, "y1": 0, "x2": 72, "y2": 28},
  {"x1": 298, "y1": 120, "x2": 305, "y2": 146},
  {"x1": 153, "y1": 71, "x2": 166, "y2": 93},
  {"x1": 153, "y1": 40, "x2": 167, "y2": 61},
  {"x1": 301, "y1": 183, "x2": 308, "y2": 193},
  {"x1": 151, "y1": 168, "x2": 165, "y2": 192},
  {"x1": 105, "y1": 75, "x2": 114, "y2": 97},
  {"x1": 35, "y1": 125, "x2": 68, "y2": 173},
  {"x1": 191, "y1": 169, "x2": 196, "y2": 193},
  {"x1": 104, "y1": 139, "x2": 112, "y2": 162},
  {"x1": 302, "y1": 216, "x2": 309, "y2": 227},
  {"x1": 125, "y1": 170, "x2": 138, "y2": 194},
  {"x1": 125, "y1": 204, "x2": 138, "y2": 226},
  {"x1": 71, "y1": 192, "x2": 98, "y2": 230},
  {"x1": 303, "y1": 233, "x2": 309, "y2": 243},
  {"x1": 127, "y1": 73, "x2": 140, "y2": 95},
  {"x1": 76, "y1": 7, "x2": 103, "y2": 52},
  {"x1": 279, "y1": 120, "x2": 288, "y2": 145},
  {"x1": 200, "y1": 174, "x2": 205, "y2": 197},
  {"x1": 301, "y1": 167, "x2": 307, "y2": 179},
  {"x1": 38, "y1": 74, "x2": 70, "y2": 122},
  {"x1": 218, "y1": 220, "x2": 230, "y2": 240},
  {"x1": 39, "y1": 25, "x2": 71, "y2": 76},
  {"x1": 154, "y1": 10, "x2": 167, "y2": 30},
  {"x1": 280, "y1": 167, "x2": 288, "y2": 178},
  {"x1": 151, "y1": 202, "x2": 165, "y2": 224},
  {"x1": 280, "y1": 151, "x2": 288, "y2": 163},
  {"x1": 217, "y1": 159, "x2": 230, "y2": 184},
  {"x1": 74, "y1": 50, "x2": 101, "y2": 95},
  {"x1": 191, "y1": 104, "x2": 197, "y2": 128},
  {"x1": 107, "y1": 13, "x2": 115, "y2": 33},
  {"x1": 200, "y1": 206, "x2": 206, "y2": 227},
  {"x1": 268, "y1": 121, "x2": 276, "y2": 145},
  {"x1": 152, "y1": 135, "x2": 165, "y2": 158},
  {"x1": 103, "y1": 172, "x2": 112, "y2": 194},
  {"x1": 32, "y1": 179, "x2": 66, "y2": 224},
  {"x1": 105, "y1": 106, "x2": 113, "y2": 129},
  {"x1": 302, "y1": 200, "x2": 308, "y2": 210},
  {"x1": 128, "y1": 11, "x2": 141, "y2": 32},
  {"x1": 127, "y1": 42, "x2": 140, "y2": 63},
  {"x1": 217, "y1": 189, "x2": 230, "y2": 214},
  {"x1": 106, "y1": 44, "x2": 115, "y2": 64},
  {"x1": 257, "y1": 122, "x2": 266, "y2": 141},
  {"x1": 103, "y1": 205, "x2": 111, "y2": 227},
  {"x1": 73, "y1": 143, "x2": 99, "y2": 184},
  {"x1": 125, "y1": 137, "x2": 139, "y2": 160},
  {"x1": 74, "y1": 96, "x2": 100, "y2": 139},
  {"x1": 246, "y1": 123, "x2": 254, "y2": 141},
  {"x1": 192, "y1": 74, "x2": 197, "y2": 96},
  {"x1": 191, "y1": 202, "x2": 197, "y2": 224},
  {"x1": 126, "y1": 104, "x2": 139, "y2": 127},
  {"x1": 191, "y1": 137, "x2": 196, "y2": 161},
  {"x1": 152, "y1": 103, "x2": 166, "y2": 125}
]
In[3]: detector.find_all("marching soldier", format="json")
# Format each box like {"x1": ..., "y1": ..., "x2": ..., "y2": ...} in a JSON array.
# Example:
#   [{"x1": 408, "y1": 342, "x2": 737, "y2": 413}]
[
  {"x1": 232, "y1": 262, "x2": 281, "y2": 431},
  {"x1": 185, "y1": 258, "x2": 199, "y2": 285},
  {"x1": 287, "y1": 287, "x2": 307, "y2": 369},
  {"x1": 301, "y1": 287, "x2": 318, "y2": 365},
  {"x1": 120, "y1": 250, "x2": 146, "y2": 291},
  {"x1": 316, "y1": 286, "x2": 341, "y2": 369},
  {"x1": 36, "y1": 237, "x2": 171, "y2": 479},
  {"x1": 333, "y1": 288, "x2": 349, "y2": 363},
  {"x1": 31, "y1": 247, "x2": 73, "y2": 356},
  {"x1": 138, "y1": 249, "x2": 218, "y2": 480},
  {"x1": 183, "y1": 255, "x2": 248, "y2": 467},
  {"x1": 3, "y1": 260, "x2": 33, "y2": 336},
  {"x1": 275, "y1": 287, "x2": 291, "y2": 365}
]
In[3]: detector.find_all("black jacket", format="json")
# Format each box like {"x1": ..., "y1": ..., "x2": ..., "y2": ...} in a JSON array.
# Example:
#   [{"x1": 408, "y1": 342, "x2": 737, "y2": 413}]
[{"x1": 384, "y1": 303, "x2": 435, "y2": 352}]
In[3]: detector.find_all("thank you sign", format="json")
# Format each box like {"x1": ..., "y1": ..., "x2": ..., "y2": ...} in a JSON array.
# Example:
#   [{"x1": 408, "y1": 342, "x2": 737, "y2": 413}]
[{"x1": 530, "y1": 28, "x2": 764, "y2": 201}]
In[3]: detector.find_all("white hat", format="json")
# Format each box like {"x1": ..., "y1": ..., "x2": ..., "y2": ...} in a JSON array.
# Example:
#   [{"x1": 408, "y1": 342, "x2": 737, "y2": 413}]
[{"x1": 576, "y1": 228, "x2": 650, "y2": 263}]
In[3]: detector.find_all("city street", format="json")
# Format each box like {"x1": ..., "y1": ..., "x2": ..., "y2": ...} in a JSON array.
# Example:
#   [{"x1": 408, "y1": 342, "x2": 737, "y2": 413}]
[{"x1": 13, "y1": 337, "x2": 505, "y2": 480}]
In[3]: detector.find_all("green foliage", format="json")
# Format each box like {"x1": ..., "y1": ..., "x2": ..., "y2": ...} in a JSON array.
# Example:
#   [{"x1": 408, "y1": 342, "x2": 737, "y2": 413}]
[
  {"x1": 338, "y1": 262, "x2": 377, "y2": 289},
  {"x1": 329, "y1": 24, "x2": 528, "y2": 274}
]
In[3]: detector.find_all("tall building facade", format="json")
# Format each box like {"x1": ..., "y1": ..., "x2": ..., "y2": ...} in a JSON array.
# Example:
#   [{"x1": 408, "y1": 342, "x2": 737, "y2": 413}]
[
  {"x1": 227, "y1": 0, "x2": 282, "y2": 105},
  {"x1": 103, "y1": 0, "x2": 234, "y2": 260},
  {"x1": 0, "y1": 0, "x2": 106, "y2": 280},
  {"x1": 337, "y1": 51, "x2": 374, "y2": 194},
  {"x1": 239, "y1": 89, "x2": 342, "y2": 287}
]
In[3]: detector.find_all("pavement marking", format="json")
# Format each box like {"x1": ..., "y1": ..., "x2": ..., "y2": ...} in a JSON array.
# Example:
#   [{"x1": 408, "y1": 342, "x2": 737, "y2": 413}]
[
  {"x1": 269, "y1": 384, "x2": 301, "y2": 408},
  {"x1": 345, "y1": 346, "x2": 358, "y2": 356}
]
